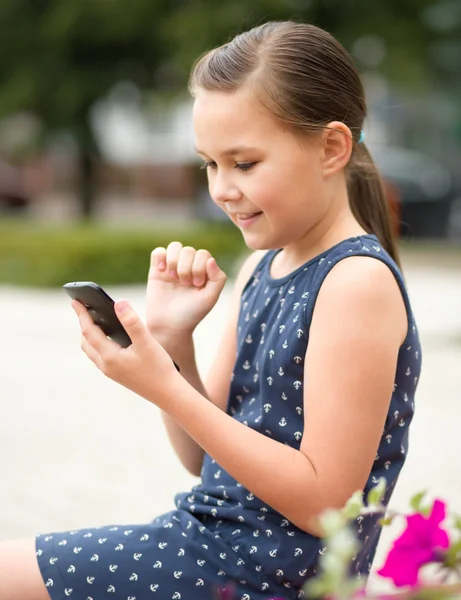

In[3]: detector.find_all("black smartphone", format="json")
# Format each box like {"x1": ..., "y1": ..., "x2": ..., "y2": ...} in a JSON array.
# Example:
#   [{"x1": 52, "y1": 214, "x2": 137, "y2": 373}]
[
  {"x1": 63, "y1": 281, "x2": 180, "y2": 372},
  {"x1": 63, "y1": 281, "x2": 132, "y2": 347}
]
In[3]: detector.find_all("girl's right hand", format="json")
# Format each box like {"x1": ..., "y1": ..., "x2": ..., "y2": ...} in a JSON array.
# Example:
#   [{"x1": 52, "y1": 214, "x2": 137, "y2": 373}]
[{"x1": 146, "y1": 241, "x2": 228, "y2": 338}]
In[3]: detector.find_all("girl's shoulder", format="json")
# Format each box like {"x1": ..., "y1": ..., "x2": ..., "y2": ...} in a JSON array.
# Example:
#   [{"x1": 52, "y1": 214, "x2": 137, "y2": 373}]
[{"x1": 311, "y1": 234, "x2": 404, "y2": 287}]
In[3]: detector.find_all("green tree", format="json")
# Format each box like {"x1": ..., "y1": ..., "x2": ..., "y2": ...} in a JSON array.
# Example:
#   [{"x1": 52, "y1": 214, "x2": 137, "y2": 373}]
[
  {"x1": 0, "y1": 0, "x2": 174, "y2": 218},
  {"x1": 0, "y1": 0, "x2": 453, "y2": 218}
]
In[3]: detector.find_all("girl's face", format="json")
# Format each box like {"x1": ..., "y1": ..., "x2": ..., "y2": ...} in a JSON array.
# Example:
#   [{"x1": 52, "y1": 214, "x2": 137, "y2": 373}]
[{"x1": 193, "y1": 88, "x2": 335, "y2": 251}]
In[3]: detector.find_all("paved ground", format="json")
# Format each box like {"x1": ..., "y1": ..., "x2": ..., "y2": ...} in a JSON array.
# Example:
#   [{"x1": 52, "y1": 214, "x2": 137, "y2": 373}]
[{"x1": 1, "y1": 256, "x2": 460, "y2": 594}]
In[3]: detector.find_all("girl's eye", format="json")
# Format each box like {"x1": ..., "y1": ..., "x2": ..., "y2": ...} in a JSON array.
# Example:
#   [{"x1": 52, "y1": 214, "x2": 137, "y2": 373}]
[
  {"x1": 199, "y1": 161, "x2": 256, "y2": 172},
  {"x1": 235, "y1": 162, "x2": 256, "y2": 172},
  {"x1": 200, "y1": 161, "x2": 217, "y2": 170}
]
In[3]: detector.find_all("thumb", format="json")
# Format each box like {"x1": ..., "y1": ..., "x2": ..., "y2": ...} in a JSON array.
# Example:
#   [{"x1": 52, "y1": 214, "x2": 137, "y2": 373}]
[
  {"x1": 206, "y1": 257, "x2": 227, "y2": 288},
  {"x1": 114, "y1": 300, "x2": 150, "y2": 346}
]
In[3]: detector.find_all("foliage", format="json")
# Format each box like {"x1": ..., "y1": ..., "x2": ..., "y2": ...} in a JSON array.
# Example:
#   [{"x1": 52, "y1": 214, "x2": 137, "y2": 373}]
[
  {"x1": 0, "y1": 0, "x2": 446, "y2": 124},
  {"x1": 0, "y1": 220, "x2": 246, "y2": 287},
  {"x1": 304, "y1": 483, "x2": 461, "y2": 600},
  {"x1": 213, "y1": 480, "x2": 461, "y2": 600},
  {"x1": 0, "y1": 0, "x2": 457, "y2": 216},
  {"x1": 163, "y1": 0, "x2": 444, "y2": 91}
]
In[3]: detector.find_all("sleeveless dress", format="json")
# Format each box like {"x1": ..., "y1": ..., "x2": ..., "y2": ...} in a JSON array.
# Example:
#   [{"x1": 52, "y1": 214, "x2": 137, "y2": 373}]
[{"x1": 36, "y1": 234, "x2": 421, "y2": 600}]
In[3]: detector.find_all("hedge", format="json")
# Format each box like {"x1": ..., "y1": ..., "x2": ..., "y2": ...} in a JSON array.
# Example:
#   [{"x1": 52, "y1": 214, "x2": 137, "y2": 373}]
[
  {"x1": 0, "y1": 220, "x2": 248, "y2": 287},
  {"x1": 0, "y1": 219, "x2": 459, "y2": 288}
]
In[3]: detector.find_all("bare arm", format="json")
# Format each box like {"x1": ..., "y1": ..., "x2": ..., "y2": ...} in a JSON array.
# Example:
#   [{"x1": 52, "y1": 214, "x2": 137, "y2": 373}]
[
  {"x1": 155, "y1": 250, "x2": 267, "y2": 476},
  {"x1": 158, "y1": 257, "x2": 407, "y2": 534}
]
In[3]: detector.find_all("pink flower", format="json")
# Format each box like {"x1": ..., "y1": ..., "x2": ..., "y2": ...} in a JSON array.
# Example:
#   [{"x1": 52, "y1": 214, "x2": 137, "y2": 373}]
[
  {"x1": 377, "y1": 499, "x2": 450, "y2": 587},
  {"x1": 215, "y1": 584, "x2": 235, "y2": 600}
]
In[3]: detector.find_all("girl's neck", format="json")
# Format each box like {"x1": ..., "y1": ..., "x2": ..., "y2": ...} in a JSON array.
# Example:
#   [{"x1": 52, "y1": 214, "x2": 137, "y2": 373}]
[{"x1": 271, "y1": 210, "x2": 368, "y2": 279}]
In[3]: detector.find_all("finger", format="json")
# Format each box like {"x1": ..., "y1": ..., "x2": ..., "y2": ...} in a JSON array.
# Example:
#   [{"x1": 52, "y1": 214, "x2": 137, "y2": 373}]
[
  {"x1": 166, "y1": 241, "x2": 183, "y2": 280},
  {"x1": 192, "y1": 249, "x2": 211, "y2": 287},
  {"x1": 150, "y1": 247, "x2": 167, "y2": 272},
  {"x1": 176, "y1": 246, "x2": 196, "y2": 285},
  {"x1": 72, "y1": 300, "x2": 117, "y2": 353},
  {"x1": 114, "y1": 301, "x2": 151, "y2": 348},
  {"x1": 80, "y1": 336, "x2": 103, "y2": 369},
  {"x1": 206, "y1": 257, "x2": 227, "y2": 288}
]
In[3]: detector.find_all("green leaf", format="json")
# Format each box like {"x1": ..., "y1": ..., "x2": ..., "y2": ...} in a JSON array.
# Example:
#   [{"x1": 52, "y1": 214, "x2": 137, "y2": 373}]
[
  {"x1": 443, "y1": 538, "x2": 461, "y2": 567},
  {"x1": 328, "y1": 528, "x2": 361, "y2": 560},
  {"x1": 367, "y1": 477, "x2": 387, "y2": 507},
  {"x1": 342, "y1": 491, "x2": 364, "y2": 520},
  {"x1": 452, "y1": 514, "x2": 461, "y2": 531},
  {"x1": 378, "y1": 515, "x2": 396, "y2": 527},
  {"x1": 304, "y1": 577, "x2": 330, "y2": 599},
  {"x1": 410, "y1": 490, "x2": 427, "y2": 512},
  {"x1": 319, "y1": 509, "x2": 347, "y2": 537}
]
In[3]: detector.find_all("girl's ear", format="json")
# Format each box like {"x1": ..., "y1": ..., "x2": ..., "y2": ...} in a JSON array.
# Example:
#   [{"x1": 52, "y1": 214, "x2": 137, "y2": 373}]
[{"x1": 321, "y1": 121, "x2": 353, "y2": 178}]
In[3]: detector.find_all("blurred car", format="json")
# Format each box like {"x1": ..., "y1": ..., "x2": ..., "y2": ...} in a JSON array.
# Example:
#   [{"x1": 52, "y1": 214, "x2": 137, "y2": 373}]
[
  {"x1": 373, "y1": 145, "x2": 459, "y2": 238},
  {"x1": 0, "y1": 159, "x2": 29, "y2": 211}
]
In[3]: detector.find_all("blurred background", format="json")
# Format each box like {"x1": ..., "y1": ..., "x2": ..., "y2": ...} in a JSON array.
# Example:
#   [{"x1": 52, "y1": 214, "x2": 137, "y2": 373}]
[
  {"x1": 0, "y1": 0, "x2": 460, "y2": 595},
  {"x1": 0, "y1": 0, "x2": 460, "y2": 245}
]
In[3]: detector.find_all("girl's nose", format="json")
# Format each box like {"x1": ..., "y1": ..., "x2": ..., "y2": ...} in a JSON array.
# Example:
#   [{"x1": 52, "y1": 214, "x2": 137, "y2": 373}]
[{"x1": 210, "y1": 173, "x2": 243, "y2": 204}]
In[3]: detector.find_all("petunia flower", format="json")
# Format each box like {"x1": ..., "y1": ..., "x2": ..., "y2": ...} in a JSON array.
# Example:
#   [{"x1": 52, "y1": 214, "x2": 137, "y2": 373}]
[
  {"x1": 215, "y1": 584, "x2": 236, "y2": 600},
  {"x1": 377, "y1": 498, "x2": 450, "y2": 587}
]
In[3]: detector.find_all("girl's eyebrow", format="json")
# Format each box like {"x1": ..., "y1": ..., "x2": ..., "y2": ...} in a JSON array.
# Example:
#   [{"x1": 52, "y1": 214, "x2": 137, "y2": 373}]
[{"x1": 194, "y1": 145, "x2": 260, "y2": 157}]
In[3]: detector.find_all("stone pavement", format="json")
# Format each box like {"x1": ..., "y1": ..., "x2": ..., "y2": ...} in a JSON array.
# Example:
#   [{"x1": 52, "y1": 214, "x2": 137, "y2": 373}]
[{"x1": 1, "y1": 257, "x2": 460, "y2": 594}]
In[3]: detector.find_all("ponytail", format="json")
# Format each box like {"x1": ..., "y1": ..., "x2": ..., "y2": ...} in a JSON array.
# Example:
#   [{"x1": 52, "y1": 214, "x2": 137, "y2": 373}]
[{"x1": 347, "y1": 143, "x2": 402, "y2": 269}]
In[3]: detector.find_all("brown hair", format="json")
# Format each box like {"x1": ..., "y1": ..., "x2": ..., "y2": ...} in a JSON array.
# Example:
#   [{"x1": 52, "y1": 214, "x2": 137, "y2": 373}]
[{"x1": 189, "y1": 21, "x2": 401, "y2": 268}]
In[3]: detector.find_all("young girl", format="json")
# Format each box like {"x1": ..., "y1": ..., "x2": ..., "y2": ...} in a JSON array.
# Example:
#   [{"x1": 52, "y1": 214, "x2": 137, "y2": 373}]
[{"x1": 0, "y1": 21, "x2": 421, "y2": 600}]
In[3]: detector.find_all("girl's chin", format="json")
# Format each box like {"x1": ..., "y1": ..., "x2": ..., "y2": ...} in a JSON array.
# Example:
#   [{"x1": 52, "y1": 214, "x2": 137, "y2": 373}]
[{"x1": 241, "y1": 234, "x2": 277, "y2": 252}]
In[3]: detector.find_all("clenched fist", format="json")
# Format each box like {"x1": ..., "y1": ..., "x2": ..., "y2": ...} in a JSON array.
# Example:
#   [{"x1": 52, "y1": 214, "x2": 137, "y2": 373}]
[{"x1": 146, "y1": 241, "x2": 227, "y2": 337}]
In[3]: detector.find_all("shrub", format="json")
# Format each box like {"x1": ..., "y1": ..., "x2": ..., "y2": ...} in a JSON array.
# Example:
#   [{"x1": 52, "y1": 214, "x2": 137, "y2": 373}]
[{"x1": 0, "y1": 221, "x2": 247, "y2": 287}]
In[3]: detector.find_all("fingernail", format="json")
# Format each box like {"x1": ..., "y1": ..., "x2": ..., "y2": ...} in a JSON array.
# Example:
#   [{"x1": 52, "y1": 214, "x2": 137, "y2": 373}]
[
  {"x1": 194, "y1": 278, "x2": 202, "y2": 286},
  {"x1": 169, "y1": 270, "x2": 176, "y2": 278},
  {"x1": 116, "y1": 301, "x2": 129, "y2": 313},
  {"x1": 158, "y1": 261, "x2": 166, "y2": 270}
]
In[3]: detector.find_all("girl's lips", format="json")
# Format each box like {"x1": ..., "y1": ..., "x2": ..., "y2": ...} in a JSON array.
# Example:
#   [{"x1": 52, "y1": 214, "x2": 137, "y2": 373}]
[{"x1": 236, "y1": 212, "x2": 263, "y2": 228}]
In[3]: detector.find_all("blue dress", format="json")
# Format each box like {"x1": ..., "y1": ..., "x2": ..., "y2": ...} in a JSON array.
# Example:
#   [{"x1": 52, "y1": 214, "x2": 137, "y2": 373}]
[{"x1": 36, "y1": 234, "x2": 421, "y2": 600}]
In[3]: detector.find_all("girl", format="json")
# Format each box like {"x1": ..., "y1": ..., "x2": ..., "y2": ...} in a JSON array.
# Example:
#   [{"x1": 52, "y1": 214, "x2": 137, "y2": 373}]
[{"x1": 0, "y1": 21, "x2": 421, "y2": 600}]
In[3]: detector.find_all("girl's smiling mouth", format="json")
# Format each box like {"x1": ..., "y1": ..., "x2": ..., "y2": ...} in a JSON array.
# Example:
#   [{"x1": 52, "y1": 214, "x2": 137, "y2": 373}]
[{"x1": 235, "y1": 212, "x2": 263, "y2": 227}]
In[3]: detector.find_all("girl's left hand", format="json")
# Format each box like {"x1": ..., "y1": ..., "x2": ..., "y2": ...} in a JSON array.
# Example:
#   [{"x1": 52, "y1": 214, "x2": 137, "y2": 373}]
[{"x1": 71, "y1": 299, "x2": 181, "y2": 407}]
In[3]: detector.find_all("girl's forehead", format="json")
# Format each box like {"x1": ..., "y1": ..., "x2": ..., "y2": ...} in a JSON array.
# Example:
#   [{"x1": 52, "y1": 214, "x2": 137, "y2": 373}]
[{"x1": 193, "y1": 89, "x2": 283, "y2": 150}]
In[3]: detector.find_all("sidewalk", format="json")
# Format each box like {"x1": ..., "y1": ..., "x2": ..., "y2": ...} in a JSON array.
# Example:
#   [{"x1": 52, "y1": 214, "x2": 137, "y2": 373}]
[{"x1": 1, "y1": 258, "x2": 460, "y2": 593}]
